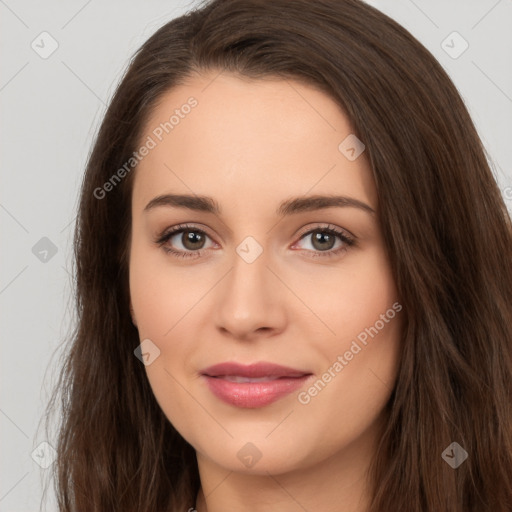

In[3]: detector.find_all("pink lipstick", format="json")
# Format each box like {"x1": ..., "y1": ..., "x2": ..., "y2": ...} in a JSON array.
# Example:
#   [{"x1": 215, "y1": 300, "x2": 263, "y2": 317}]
[{"x1": 200, "y1": 362, "x2": 312, "y2": 408}]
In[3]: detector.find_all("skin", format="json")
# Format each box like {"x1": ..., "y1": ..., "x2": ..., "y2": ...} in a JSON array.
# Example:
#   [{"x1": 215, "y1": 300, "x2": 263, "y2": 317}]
[{"x1": 129, "y1": 71, "x2": 403, "y2": 512}]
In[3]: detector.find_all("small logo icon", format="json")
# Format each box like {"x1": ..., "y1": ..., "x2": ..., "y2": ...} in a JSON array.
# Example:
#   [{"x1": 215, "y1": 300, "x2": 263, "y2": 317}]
[
  {"x1": 32, "y1": 237, "x2": 58, "y2": 263},
  {"x1": 441, "y1": 441, "x2": 468, "y2": 469},
  {"x1": 236, "y1": 236, "x2": 263, "y2": 264},
  {"x1": 338, "y1": 134, "x2": 365, "y2": 161},
  {"x1": 237, "y1": 442, "x2": 262, "y2": 468},
  {"x1": 134, "y1": 338, "x2": 161, "y2": 366},
  {"x1": 31, "y1": 441, "x2": 57, "y2": 469},
  {"x1": 31, "y1": 31, "x2": 59, "y2": 59},
  {"x1": 441, "y1": 31, "x2": 469, "y2": 59}
]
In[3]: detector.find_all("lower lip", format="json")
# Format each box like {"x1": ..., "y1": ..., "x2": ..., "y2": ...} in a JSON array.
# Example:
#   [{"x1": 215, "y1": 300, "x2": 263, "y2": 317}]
[{"x1": 202, "y1": 375, "x2": 311, "y2": 408}]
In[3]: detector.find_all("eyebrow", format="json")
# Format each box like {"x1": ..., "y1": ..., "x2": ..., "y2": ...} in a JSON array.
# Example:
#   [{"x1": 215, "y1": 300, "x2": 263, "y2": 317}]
[{"x1": 143, "y1": 193, "x2": 375, "y2": 216}]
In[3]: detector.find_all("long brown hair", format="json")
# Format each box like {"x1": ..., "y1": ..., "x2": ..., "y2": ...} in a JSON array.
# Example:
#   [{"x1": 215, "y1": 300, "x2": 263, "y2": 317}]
[{"x1": 42, "y1": 0, "x2": 512, "y2": 510}]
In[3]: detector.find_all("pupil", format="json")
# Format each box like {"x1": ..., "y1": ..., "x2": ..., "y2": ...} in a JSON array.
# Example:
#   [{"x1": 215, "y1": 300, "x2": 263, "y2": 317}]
[
  {"x1": 183, "y1": 230, "x2": 204, "y2": 250},
  {"x1": 313, "y1": 231, "x2": 334, "y2": 251},
  {"x1": 179, "y1": 230, "x2": 336, "y2": 251}
]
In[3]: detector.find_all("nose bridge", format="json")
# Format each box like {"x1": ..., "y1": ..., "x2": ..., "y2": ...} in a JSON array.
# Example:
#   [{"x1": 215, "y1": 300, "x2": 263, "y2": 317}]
[
  {"x1": 214, "y1": 237, "x2": 286, "y2": 337},
  {"x1": 226, "y1": 240, "x2": 272, "y2": 305}
]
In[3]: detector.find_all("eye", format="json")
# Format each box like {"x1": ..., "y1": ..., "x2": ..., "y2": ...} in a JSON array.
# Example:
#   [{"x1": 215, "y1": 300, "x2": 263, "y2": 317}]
[
  {"x1": 155, "y1": 223, "x2": 355, "y2": 260},
  {"x1": 292, "y1": 224, "x2": 355, "y2": 258},
  {"x1": 155, "y1": 224, "x2": 216, "y2": 259}
]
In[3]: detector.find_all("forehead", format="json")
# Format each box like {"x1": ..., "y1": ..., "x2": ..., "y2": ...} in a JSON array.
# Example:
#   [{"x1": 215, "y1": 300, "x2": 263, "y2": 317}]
[{"x1": 132, "y1": 71, "x2": 377, "y2": 216}]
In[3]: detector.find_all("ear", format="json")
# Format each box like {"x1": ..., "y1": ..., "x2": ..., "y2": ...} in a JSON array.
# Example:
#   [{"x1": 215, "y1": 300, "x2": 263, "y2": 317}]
[{"x1": 129, "y1": 303, "x2": 138, "y2": 327}]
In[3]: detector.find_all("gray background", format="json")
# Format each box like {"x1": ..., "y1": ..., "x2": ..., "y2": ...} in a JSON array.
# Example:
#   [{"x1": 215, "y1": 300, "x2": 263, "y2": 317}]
[{"x1": 1, "y1": 1, "x2": 511, "y2": 510}]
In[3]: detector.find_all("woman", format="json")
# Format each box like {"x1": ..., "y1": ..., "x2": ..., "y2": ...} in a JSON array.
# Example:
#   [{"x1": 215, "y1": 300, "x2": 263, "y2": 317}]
[{"x1": 43, "y1": 0, "x2": 512, "y2": 510}]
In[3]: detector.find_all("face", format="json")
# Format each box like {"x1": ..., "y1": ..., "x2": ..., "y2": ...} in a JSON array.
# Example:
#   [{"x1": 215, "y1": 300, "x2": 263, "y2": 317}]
[{"x1": 129, "y1": 71, "x2": 402, "y2": 477}]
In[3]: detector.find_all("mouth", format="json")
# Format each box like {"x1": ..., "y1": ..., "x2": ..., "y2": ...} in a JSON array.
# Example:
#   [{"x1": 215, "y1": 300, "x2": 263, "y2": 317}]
[{"x1": 200, "y1": 362, "x2": 313, "y2": 408}]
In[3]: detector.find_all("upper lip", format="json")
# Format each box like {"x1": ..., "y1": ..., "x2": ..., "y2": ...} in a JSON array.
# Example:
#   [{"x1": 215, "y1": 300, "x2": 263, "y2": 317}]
[{"x1": 201, "y1": 362, "x2": 311, "y2": 378}]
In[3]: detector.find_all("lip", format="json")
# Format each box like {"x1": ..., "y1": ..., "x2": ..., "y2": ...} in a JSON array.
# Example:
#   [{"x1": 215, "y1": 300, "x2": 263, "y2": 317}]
[{"x1": 200, "y1": 362, "x2": 313, "y2": 408}]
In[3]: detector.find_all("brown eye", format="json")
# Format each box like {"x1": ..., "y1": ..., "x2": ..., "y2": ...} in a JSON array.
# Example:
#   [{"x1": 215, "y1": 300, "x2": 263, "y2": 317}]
[
  {"x1": 155, "y1": 225, "x2": 216, "y2": 259},
  {"x1": 181, "y1": 230, "x2": 206, "y2": 250},
  {"x1": 292, "y1": 225, "x2": 355, "y2": 259},
  {"x1": 310, "y1": 230, "x2": 336, "y2": 251}
]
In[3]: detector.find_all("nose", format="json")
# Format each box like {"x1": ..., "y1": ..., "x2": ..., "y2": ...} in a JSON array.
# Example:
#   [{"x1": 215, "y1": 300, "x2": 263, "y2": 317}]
[{"x1": 214, "y1": 247, "x2": 287, "y2": 341}]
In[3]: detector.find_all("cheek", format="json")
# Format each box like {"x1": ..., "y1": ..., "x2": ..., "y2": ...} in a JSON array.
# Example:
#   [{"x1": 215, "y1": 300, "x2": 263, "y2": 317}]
[
  {"x1": 129, "y1": 240, "x2": 219, "y2": 433},
  {"x1": 129, "y1": 246, "x2": 200, "y2": 440},
  {"x1": 129, "y1": 238, "x2": 211, "y2": 337},
  {"x1": 292, "y1": 248, "x2": 402, "y2": 436},
  {"x1": 287, "y1": 246, "x2": 399, "y2": 346},
  {"x1": 298, "y1": 312, "x2": 401, "y2": 452}
]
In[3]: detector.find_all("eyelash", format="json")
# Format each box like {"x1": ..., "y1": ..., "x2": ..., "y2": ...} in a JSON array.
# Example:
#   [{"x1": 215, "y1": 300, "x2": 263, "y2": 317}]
[{"x1": 154, "y1": 223, "x2": 356, "y2": 260}]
